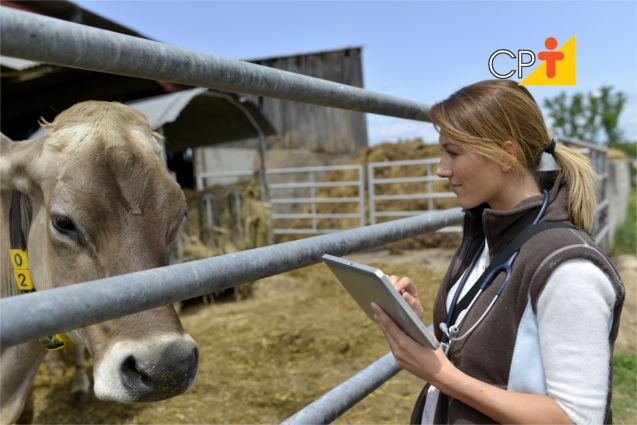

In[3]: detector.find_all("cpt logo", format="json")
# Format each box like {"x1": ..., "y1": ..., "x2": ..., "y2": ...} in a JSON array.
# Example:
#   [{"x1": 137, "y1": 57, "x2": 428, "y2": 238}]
[{"x1": 488, "y1": 35, "x2": 576, "y2": 86}]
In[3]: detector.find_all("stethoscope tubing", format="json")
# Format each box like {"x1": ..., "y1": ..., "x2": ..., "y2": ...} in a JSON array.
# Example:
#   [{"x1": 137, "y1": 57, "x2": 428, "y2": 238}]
[{"x1": 440, "y1": 189, "x2": 550, "y2": 344}]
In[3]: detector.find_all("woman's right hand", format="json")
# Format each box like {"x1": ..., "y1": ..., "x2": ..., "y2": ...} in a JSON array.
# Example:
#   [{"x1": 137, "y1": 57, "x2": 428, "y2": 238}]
[{"x1": 387, "y1": 275, "x2": 424, "y2": 320}]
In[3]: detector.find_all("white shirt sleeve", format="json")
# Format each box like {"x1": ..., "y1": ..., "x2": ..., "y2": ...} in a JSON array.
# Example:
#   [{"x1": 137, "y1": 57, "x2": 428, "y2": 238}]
[{"x1": 537, "y1": 259, "x2": 616, "y2": 425}]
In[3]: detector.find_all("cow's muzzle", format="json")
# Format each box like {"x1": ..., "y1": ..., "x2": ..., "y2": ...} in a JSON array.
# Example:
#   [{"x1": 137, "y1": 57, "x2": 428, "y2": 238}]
[
  {"x1": 120, "y1": 347, "x2": 199, "y2": 402},
  {"x1": 93, "y1": 335, "x2": 199, "y2": 403}
]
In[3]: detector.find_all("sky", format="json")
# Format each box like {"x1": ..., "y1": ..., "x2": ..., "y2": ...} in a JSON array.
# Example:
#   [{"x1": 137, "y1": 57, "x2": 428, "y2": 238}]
[{"x1": 74, "y1": 0, "x2": 637, "y2": 146}]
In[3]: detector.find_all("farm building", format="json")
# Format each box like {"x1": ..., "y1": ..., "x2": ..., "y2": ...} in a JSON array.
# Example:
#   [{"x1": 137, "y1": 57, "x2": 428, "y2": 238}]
[
  {"x1": 2, "y1": 1, "x2": 369, "y2": 193},
  {"x1": 194, "y1": 48, "x2": 369, "y2": 189}
]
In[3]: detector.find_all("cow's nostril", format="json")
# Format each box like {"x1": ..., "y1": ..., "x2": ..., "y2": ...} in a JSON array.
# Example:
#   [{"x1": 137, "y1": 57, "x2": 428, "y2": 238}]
[
  {"x1": 119, "y1": 350, "x2": 198, "y2": 402},
  {"x1": 121, "y1": 356, "x2": 153, "y2": 392}
]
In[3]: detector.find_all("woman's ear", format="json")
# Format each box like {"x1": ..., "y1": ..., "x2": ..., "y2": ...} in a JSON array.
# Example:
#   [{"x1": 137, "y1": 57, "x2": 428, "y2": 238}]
[{"x1": 500, "y1": 140, "x2": 518, "y2": 173}]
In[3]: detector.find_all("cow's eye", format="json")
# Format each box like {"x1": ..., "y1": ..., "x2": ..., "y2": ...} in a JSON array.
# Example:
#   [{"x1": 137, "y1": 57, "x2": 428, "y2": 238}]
[{"x1": 52, "y1": 215, "x2": 77, "y2": 236}]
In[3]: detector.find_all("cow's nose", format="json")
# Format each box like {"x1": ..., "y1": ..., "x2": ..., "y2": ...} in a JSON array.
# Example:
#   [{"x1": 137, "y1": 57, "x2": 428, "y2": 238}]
[{"x1": 120, "y1": 348, "x2": 199, "y2": 402}]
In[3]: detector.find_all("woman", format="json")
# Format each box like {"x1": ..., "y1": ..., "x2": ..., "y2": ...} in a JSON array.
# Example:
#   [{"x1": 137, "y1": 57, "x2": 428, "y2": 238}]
[{"x1": 371, "y1": 79, "x2": 624, "y2": 424}]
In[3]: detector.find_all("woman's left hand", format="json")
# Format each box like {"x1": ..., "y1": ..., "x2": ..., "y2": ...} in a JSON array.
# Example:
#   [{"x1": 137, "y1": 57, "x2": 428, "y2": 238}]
[
  {"x1": 371, "y1": 304, "x2": 575, "y2": 424},
  {"x1": 371, "y1": 302, "x2": 454, "y2": 387}
]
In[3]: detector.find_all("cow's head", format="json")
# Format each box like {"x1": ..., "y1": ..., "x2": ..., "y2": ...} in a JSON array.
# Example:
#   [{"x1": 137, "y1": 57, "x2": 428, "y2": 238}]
[{"x1": 0, "y1": 101, "x2": 199, "y2": 402}]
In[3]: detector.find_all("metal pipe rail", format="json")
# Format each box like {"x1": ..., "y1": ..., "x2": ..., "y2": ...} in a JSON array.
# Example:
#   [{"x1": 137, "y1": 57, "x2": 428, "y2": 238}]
[
  {"x1": 0, "y1": 6, "x2": 432, "y2": 122},
  {"x1": 271, "y1": 197, "x2": 361, "y2": 204},
  {"x1": 274, "y1": 213, "x2": 361, "y2": 220},
  {"x1": 196, "y1": 170, "x2": 255, "y2": 189},
  {"x1": 281, "y1": 352, "x2": 401, "y2": 425},
  {"x1": 269, "y1": 181, "x2": 360, "y2": 190},
  {"x1": 0, "y1": 208, "x2": 463, "y2": 349}
]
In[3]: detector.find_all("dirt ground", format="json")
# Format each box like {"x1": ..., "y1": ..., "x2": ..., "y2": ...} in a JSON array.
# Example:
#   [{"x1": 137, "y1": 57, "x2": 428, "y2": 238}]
[{"x1": 29, "y1": 249, "x2": 636, "y2": 424}]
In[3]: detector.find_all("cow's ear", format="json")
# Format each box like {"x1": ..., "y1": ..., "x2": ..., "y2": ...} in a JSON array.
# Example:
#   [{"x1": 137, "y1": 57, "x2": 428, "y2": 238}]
[{"x1": 0, "y1": 133, "x2": 45, "y2": 196}]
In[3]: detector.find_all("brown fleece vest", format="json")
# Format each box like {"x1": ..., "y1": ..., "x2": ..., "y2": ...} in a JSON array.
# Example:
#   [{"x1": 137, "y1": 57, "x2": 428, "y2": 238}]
[{"x1": 410, "y1": 171, "x2": 625, "y2": 424}]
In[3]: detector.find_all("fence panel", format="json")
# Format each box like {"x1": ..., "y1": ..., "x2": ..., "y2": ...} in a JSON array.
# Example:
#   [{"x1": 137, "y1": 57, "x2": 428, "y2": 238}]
[
  {"x1": 268, "y1": 165, "x2": 365, "y2": 235},
  {"x1": 368, "y1": 158, "x2": 460, "y2": 232}
]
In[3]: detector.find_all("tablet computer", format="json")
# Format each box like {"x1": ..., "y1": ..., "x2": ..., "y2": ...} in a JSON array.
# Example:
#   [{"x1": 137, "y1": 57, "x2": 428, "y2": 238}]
[{"x1": 322, "y1": 254, "x2": 439, "y2": 350}]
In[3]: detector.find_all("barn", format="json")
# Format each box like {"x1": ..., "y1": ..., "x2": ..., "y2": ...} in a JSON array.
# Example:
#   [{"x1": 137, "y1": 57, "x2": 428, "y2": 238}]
[
  {"x1": 194, "y1": 47, "x2": 369, "y2": 190},
  {"x1": 1, "y1": 0, "x2": 369, "y2": 195}
]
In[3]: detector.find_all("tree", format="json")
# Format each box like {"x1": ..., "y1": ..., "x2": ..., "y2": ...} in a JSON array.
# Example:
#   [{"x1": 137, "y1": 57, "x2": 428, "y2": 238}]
[{"x1": 543, "y1": 86, "x2": 627, "y2": 146}]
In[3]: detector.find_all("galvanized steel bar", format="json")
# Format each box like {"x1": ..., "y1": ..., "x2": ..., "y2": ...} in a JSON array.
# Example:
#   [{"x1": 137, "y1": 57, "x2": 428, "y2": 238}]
[
  {"x1": 280, "y1": 352, "x2": 401, "y2": 425},
  {"x1": 273, "y1": 213, "x2": 361, "y2": 220},
  {"x1": 358, "y1": 168, "x2": 366, "y2": 228},
  {"x1": 368, "y1": 163, "x2": 378, "y2": 225},
  {"x1": 375, "y1": 193, "x2": 456, "y2": 201},
  {"x1": 268, "y1": 165, "x2": 363, "y2": 174},
  {"x1": 0, "y1": 208, "x2": 463, "y2": 349},
  {"x1": 556, "y1": 136, "x2": 607, "y2": 153},
  {"x1": 370, "y1": 158, "x2": 441, "y2": 167},
  {"x1": 271, "y1": 197, "x2": 361, "y2": 204},
  {"x1": 374, "y1": 176, "x2": 444, "y2": 184},
  {"x1": 0, "y1": 7, "x2": 432, "y2": 121},
  {"x1": 272, "y1": 228, "x2": 348, "y2": 235},
  {"x1": 269, "y1": 182, "x2": 360, "y2": 189}
]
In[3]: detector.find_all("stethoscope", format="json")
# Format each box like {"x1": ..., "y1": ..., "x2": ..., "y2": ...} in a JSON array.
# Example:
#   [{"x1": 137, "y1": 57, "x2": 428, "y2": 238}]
[{"x1": 439, "y1": 189, "x2": 550, "y2": 348}]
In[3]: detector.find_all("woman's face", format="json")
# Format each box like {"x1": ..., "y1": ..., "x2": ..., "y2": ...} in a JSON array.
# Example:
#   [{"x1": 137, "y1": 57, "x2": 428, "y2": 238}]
[{"x1": 436, "y1": 134, "x2": 511, "y2": 210}]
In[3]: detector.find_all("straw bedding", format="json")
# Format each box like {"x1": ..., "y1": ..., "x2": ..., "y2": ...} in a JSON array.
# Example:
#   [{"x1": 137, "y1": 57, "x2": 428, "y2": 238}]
[{"x1": 30, "y1": 260, "x2": 445, "y2": 424}]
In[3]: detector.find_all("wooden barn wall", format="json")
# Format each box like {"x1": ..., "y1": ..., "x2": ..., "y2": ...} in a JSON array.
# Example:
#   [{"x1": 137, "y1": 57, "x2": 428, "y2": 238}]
[{"x1": 215, "y1": 48, "x2": 368, "y2": 154}]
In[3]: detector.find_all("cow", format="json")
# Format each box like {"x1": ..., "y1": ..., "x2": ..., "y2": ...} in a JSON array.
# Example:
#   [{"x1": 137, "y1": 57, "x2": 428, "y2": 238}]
[{"x1": 0, "y1": 101, "x2": 200, "y2": 424}]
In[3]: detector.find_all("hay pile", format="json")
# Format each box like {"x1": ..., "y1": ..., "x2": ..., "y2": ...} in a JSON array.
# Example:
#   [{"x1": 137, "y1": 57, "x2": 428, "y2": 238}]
[
  {"x1": 30, "y1": 259, "x2": 446, "y2": 424},
  {"x1": 279, "y1": 140, "x2": 461, "y2": 249}
]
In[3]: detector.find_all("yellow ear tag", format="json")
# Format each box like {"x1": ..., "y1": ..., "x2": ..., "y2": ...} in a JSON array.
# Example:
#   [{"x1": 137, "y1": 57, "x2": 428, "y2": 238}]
[
  {"x1": 39, "y1": 333, "x2": 78, "y2": 351},
  {"x1": 10, "y1": 249, "x2": 34, "y2": 291}
]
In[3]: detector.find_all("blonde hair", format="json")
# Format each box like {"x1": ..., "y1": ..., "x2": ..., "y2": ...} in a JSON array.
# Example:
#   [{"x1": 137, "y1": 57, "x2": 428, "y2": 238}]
[{"x1": 430, "y1": 79, "x2": 599, "y2": 232}]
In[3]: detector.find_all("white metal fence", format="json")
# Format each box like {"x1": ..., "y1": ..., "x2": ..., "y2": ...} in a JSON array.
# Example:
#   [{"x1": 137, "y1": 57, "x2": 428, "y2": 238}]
[
  {"x1": 196, "y1": 142, "x2": 610, "y2": 242},
  {"x1": 367, "y1": 158, "x2": 460, "y2": 231},
  {"x1": 196, "y1": 160, "x2": 461, "y2": 236},
  {"x1": 268, "y1": 165, "x2": 366, "y2": 235}
]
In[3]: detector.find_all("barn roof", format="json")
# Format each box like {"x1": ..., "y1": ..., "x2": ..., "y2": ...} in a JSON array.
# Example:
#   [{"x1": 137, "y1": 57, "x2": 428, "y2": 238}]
[{"x1": 29, "y1": 88, "x2": 277, "y2": 152}]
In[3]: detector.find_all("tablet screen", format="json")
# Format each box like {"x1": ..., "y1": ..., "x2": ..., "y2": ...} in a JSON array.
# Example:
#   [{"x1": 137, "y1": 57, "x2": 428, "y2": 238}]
[{"x1": 322, "y1": 254, "x2": 439, "y2": 350}]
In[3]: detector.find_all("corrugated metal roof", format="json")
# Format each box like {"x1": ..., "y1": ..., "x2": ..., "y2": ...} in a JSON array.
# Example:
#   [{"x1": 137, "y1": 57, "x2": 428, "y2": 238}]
[
  {"x1": 29, "y1": 88, "x2": 277, "y2": 152},
  {"x1": 127, "y1": 87, "x2": 209, "y2": 130}
]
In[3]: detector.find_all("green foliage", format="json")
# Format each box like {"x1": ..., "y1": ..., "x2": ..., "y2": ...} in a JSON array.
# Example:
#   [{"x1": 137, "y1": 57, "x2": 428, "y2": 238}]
[
  {"x1": 544, "y1": 86, "x2": 627, "y2": 146},
  {"x1": 612, "y1": 187, "x2": 636, "y2": 256},
  {"x1": 613, "y1": 354, "x2": 637, "y2": 424}
]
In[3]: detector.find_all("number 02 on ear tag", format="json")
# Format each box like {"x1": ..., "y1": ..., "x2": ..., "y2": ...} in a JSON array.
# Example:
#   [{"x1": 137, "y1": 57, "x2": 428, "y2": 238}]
[{"x1": 10, "y1": 249, "x2": 34, "y2": 291}]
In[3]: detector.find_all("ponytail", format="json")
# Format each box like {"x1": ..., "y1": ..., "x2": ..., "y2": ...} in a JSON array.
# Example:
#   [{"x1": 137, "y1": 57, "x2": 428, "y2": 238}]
[{"x1": 549, "y1": 143, "x2": 600, "y2": 233}]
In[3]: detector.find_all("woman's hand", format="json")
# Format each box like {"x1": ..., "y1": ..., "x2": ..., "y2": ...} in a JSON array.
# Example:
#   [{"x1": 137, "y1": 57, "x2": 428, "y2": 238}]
[
  {"x1": 371, "y1": 303, "x2": 574, "y2": 424},
  {"x1": 386, "y1": 275, "x2": 424, "y2": 320},
  {"x1": 371, "y1": 301, "x2": 453, "y2": 386}
]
